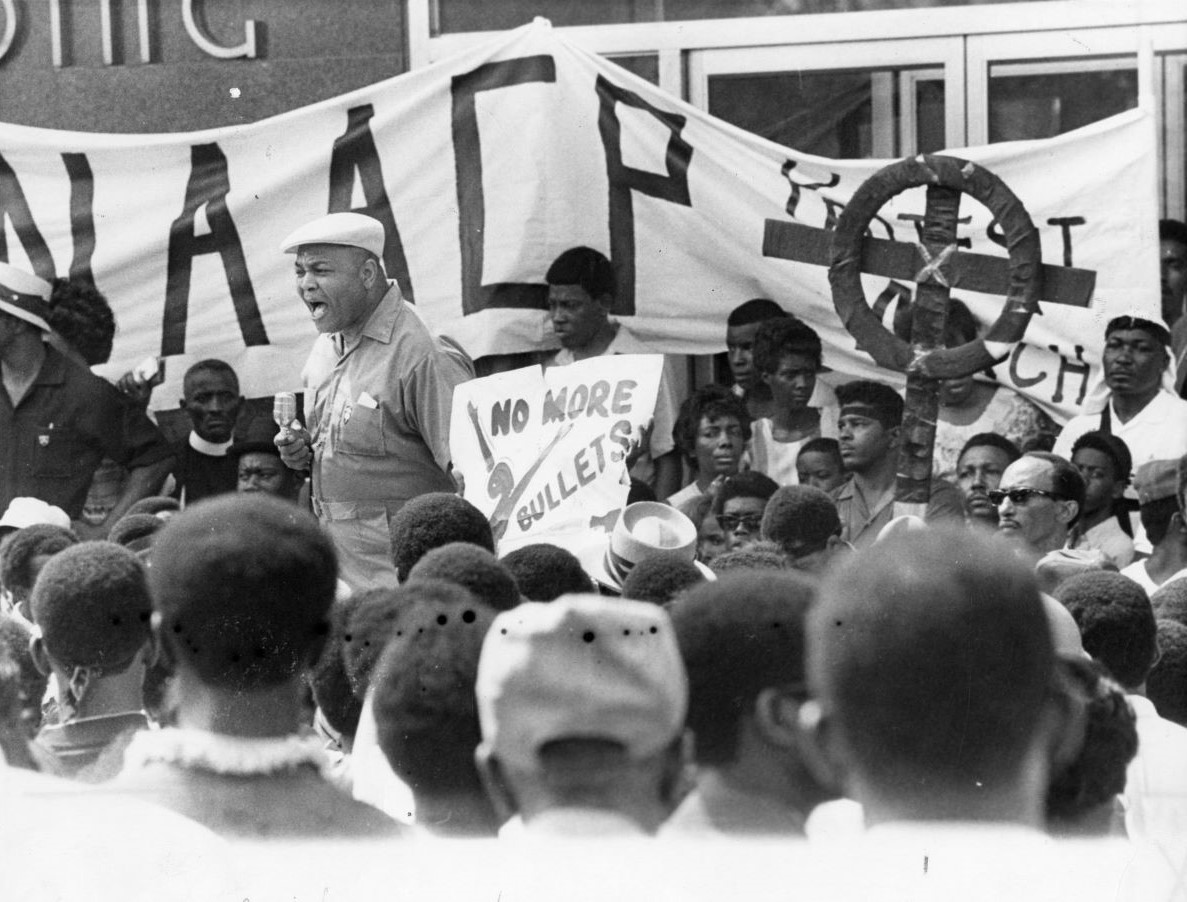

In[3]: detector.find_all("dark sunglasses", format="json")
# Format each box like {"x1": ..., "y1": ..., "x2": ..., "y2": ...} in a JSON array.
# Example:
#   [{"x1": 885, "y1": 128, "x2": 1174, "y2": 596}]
[
  {"x1": 987, "y1": 488, "x2": 1064, "y2": 506},
  {"x1": 717, "y1": 513, "x2": 764, "y2": 532}
]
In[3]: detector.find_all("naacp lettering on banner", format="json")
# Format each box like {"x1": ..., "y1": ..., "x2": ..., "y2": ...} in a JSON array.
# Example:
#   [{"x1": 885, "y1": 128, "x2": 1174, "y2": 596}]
[
  {"x1": 0, "y1": 19, "x2": 1158, "y2": 427},
  {"x1": 449, "y1": 355, "x2": 663, "y2": 554}
]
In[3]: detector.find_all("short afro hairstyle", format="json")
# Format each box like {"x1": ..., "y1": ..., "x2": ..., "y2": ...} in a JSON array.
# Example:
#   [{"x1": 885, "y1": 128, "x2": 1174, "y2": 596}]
[
  {"x1": 389, "y1": 493, "x2": 495, "y2": 582},
  {"x1": 1148, "y1": 620, "x2": 1187, "y2": 727},
  {"x1": 149, "y1": 494, "x2": 337, "y2": 691},
  {"x1": 1055, "y1": 571, "x2": 1157, "y2": 690},
  {"x1": 811, "y1": 529, "x2": 1053, "y2": 793},
  {"x1": 1151, "y1": 578, "x2": 1187, "y2": 627},
  {"x1": 752, "y1": 316, "x2": 823, "y2": 375},
  {"x1": 727, "y1": 298, "x2": 786, "y2": 327},
  {"x1": 1045, "y1": 655, "x2": 1138, "y2": 827},
  {"x1": 46, "y1": 277, "x2": 116, "y2": 366},
  {"x1": 1161, "y1": 218, "x2": 1187, "y2": 247},
  {"x1": 762, "y1": 485, "x2": 841, "y2": 557},
  {"x1": 30, "y1": 542, "x2": 152, "y2": 670},
  {"x1": 798, "y1": 437, "x2": 842, "y2": 465},
  {"x1": 406, "y1": 543, "x2": 520, "y2": 612},
  {"x1": 1071, "y1": 432, "x2": 1133, "y2": 485},
  {"x1": 371, "y1": 587, "x2": 496, "y2": 799},
  {"x1": 341, "y1": 586, "x2": 406, "y2": 700},
  {"x1": 709, "y1": 543, "x2": 787, "y2": 575},
  {"x1": 500, "y1": 543, "x2": 593, "y2": 601},
  {"x1": 108, "y1": 513, "x2": 164, "y2": 554},
  {"x1": 711, "y1": 471, "x2": 779, "y2": 517},
  {"x1": 307, "y1": 591, "x2": 367, "y2": 739},
  {"x1": 620, "y1": 555, "x2": 706, "y2": 606},
  {"x1": 182, "y1": 358, "x2": 240, "y2": 395},
  {"x1": 673, "y1": 385, "x2": 752, "y2": 467},
  {"x1": 835, "y1": 380, "x2": 903, "y2": 429},
  {"x1": 669, "y1": 571, "x2": 815, "y2": 766},
  {"x1": 123, "y1": 496, "x2": 181, "y2": 519},
  {"x1": 958, "y1": 432, "x2": 1021, "y2": 468},
  {"x1": 0, "y1": 613, "x2": 47, "y2": 736},
  {"x1": 544, "y1": 246, "x2": 615, "y2": 300},
  {"x1": 0, "y1": 524, "x2": 79, "y2": 607}
]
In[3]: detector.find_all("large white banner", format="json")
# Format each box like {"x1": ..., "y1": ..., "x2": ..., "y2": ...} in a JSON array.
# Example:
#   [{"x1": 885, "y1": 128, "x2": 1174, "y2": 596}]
[{"x1": 0, "y1": 19, "x2": 1158, "y2": 422}]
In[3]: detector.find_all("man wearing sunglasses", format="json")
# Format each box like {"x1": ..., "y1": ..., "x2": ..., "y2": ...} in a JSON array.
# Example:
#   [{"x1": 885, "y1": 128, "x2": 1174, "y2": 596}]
[{"x1": 994, "y1": 452, "x2": 1085, "y2": 558}]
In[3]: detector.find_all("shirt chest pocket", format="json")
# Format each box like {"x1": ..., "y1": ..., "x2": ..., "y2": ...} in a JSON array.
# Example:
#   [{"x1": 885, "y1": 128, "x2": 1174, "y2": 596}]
[
  {"x1": 31, "y1": 426, "x2": 78, "y2": 478},
  {"x1": 338, "y1": 404, "x2": 387, "y2": 457}
]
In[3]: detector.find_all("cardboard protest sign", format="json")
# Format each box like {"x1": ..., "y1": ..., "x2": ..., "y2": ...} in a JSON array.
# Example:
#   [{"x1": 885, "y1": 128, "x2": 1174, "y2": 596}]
[
  {"x1": 450, "y1": 354, "x2": 663, "y2": 552},
  {"x1": 0, "y1": 19, "x2": 1157, "y2": 424}
]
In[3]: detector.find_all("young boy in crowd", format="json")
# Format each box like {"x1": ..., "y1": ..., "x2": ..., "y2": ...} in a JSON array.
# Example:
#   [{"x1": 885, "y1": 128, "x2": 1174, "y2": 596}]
[
  {"x1": 1068, "y1": 432, "x2": 1136, "y2": 569},
  {"x1": 794, "y1": 438, "x2": 845, "y2": 494}
]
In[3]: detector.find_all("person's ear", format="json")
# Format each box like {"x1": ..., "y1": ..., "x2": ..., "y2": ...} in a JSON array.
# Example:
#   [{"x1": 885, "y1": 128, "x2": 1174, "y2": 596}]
[
  {"x1": 796, "y1": 699, "x2": 847, "y2": 797},
  {"x1": 359, "y1": 257, "x2": 381, "y2": 290},
  {"x1": 474, "y1": 747, "x2": 518, "y2": 826},
  {"x1": 1057, "y1": 499, "x2": 1080, "y2": 526},
  {"x1": 1043, "y1": 664, "x2": 1089, "y2": 778},
  {"x1": 29, "y1": 635, "x2": 52, "y2": 678},
  {"x1": 886, "y1": 424, "x2": 903, "y2": 449},
  {"x1": 753, "y1": 686, "x2": 803, "y2": 750},
  {"x1": 595, "y1": 293, "x2": 614, "y2": 316}
]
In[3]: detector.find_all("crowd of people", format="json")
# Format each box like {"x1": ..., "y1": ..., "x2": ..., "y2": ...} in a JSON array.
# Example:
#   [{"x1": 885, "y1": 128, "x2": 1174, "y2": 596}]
[{"x1": 0, "y1": 215, "x2": 1186, "y2": 899}]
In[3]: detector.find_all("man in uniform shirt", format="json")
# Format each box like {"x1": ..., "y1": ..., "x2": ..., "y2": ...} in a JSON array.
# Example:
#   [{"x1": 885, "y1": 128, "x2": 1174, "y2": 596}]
[
  {"x1": 275, "y1": 213, "x2": 463, "y2": 590},
  {"x1": 0, "y1": 262, "x2": 173, "y2": 528}
]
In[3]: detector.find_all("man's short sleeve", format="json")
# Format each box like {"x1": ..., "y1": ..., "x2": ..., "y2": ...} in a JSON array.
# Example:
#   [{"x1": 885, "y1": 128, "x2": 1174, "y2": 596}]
[{"x1": 402, "y1": 350, "x2": 464, "y2": 473}]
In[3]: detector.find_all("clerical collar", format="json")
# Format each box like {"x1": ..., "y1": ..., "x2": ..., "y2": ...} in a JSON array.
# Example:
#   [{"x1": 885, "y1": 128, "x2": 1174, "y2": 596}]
[{"x1": 189, "y1": 431, "x2": 233, "y2": 457}]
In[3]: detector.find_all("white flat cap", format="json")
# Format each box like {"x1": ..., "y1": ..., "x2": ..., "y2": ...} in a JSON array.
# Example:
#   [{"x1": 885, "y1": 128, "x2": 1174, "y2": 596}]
[
  {"x1": 279, "y1": 212, "x2": 385, "y2": 259},
  {"x1": 0, "y1": 262, "x2": 52, "y2": 333}
]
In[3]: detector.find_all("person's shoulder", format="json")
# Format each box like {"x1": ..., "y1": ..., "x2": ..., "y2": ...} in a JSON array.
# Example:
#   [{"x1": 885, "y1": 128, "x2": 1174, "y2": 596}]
[{"x1": 830, "y1": 476, "x2": 855, "y2": 502}]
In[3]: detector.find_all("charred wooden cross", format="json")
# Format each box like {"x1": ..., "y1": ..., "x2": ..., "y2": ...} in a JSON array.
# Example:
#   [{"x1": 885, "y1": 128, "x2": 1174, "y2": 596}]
[{"x1": 763, "y1": 154, "x2": 1096, "y2": 514}]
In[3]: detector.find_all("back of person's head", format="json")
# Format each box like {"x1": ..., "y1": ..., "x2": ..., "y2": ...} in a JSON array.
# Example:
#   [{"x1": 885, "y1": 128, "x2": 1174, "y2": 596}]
[
  {"x1": 30, "y1": 542, "x2": 152, "y2": 670},
  {"x1": 798, "y1": 436, "x2": 843, "y2": 466},
  {"x1": 0, "y1": 613, "x2": 47, "y2": 738},
  {"x1": 808, "y1": 529, "x2": 1054, "y2": 806},
  {"x1": 407, "y1": 543, "x2": 520, "y2": 612},
  {"x1": 673, "y1": 385, "x2": 752, "y2": 466},
  {"x1": 1135, "y1": 458, "x2": 1185, "y2": 546},
  {"x1": 1054, "y1": 571, "x2": 1157, "y2": 691},
  {"x1": 1148, "y1": 620, "x2": 1187, "y2": 727},
  {"x1": 123, "y1": 496, "x2": 181, "y2": 520},
  {"x1": 341, "y1": 586, "x2": 405, "y2": 701},
  {"x1": 389, "y1": 493, "x2": 495, "y2": 582},
  {"x1": 47, "y1": 277, "x2": 116, "y2": 366},
  {"x1": 727, "y1": 298, "x2": 786, "y2": 327},
  {"x1": 834, "y1": 380, "x2": 903, "y2": 429},
  {"x1": 108, "y1": 513, "x2": 164, "y2": 555},
  {"x1": 620, "y1": 555, "x2": 706, "y2": 606},
  {"x1": 1025, "y1": 451, "x2": 1087, "y2": 527},
  {"x1": 708, "y1": 543, "x2": 788, "y2": 575},
  {"x1": 1151, "y1": 578, "x2": 1187, "y2": 626},
  {"x1": 762, "y1": 485, "x2": 841, "y2": 559},
  {"x1": 545, "y1": 246, "x2": 615, "y2": 299},
  {"x1": 752, "y1": 316, "x2": 824, "y2": 374},
  {"x1": 149, "y1": 494, "x2": 337, "y2": 691},
  {"x1": 0, "y1": 524, "x2": 79, "y2": 612},
  {"x1": 371, "y1": 587, "x2": 497, "y2": 834},
  {"x1": 475, "y1": 595, "x2": 687, "y2": 828},
  {"x1": 308, "y1": 591, "x2": 366, "y2": 742},
  {"x1": 668, "y1": 572, "x2": 814, "y2": 767},
  {"x1": 0, "y1": 639, "x2": 36, "y2": 770},
  {"x1": 500, "y1": 543, "x2": 593, "y2": 601},
  {"x1": 711, "y1": 471, "x2": 779, "y2": 516},
  {"x1": 1045, "y1": 656, "x2": 1137, "y2": 833}
]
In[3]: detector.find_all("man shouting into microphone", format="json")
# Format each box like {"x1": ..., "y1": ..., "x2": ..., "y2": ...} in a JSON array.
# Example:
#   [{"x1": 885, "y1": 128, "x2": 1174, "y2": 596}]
[{"x1": 275, "y1": 213, "x2": 465, "y2": 590}]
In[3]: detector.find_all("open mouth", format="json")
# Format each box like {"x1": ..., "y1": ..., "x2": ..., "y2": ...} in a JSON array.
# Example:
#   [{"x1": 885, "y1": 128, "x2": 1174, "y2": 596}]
[{"x1": 307, "y1": 301, "x2": 327, "y2": 320}]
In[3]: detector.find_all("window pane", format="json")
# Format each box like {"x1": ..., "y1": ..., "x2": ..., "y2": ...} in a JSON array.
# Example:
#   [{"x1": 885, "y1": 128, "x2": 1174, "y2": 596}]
[
  {"x1": 708, "y1": 68, "x2": 942, "y2": 160},
  {"x1": 988, "y1": 65, "x2": 1138, "y2": 142},
  {"x1": 608, "y1": 54, "x2": 660, "y2": 85},
  {"x1": 435, "y1": 0, "x2": 1041, "y2": 35}
]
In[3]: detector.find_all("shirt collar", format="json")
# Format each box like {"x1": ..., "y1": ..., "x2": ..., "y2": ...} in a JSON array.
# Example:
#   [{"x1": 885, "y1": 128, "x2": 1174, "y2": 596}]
[{"x1": 358, "y1": 283, "x2": 404, "y2": 346}]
